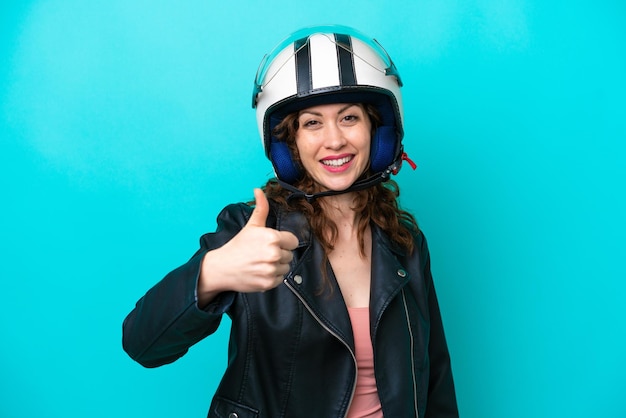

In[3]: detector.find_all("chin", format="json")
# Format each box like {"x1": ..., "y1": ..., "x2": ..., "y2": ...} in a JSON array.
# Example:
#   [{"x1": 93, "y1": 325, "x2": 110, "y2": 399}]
[
  {"x1": 313, "y1": 171, "x2": 365, "y2": 191},
  {"x1": 320, "y1": 180, "x2": 359, "y2": 192}
]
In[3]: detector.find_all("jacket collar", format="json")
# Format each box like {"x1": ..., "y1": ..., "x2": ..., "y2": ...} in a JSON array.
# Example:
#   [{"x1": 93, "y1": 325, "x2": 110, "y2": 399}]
[{"x1": 270, "y1": 203, "x2": 312, "y2": 250}]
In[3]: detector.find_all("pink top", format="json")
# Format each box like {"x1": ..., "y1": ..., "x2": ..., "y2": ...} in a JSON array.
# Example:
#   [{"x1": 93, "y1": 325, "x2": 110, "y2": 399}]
[{"x1": 346, "y1": 307, "x2": 383, "y2": 418}]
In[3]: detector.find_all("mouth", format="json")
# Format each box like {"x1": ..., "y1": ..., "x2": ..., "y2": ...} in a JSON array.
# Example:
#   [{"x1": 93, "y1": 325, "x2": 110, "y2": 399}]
[{"x1": 320, "y1": 155, "x2": 354, "y2": 167}]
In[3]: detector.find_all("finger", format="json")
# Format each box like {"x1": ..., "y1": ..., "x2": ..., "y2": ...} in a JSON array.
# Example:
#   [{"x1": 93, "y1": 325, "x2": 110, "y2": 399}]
[
  {"x1": 278, "y1": 231, "x2": 299, "y2": 251},
  {"x1": 275, "y1": 263, "x2": 291, "y2": 277},
  {"x1": 279, "y1": 249, "x2": 294, "y2": 264},
  {"x1": 247, "y1": 188, "x2": 269, "y2": 227}
]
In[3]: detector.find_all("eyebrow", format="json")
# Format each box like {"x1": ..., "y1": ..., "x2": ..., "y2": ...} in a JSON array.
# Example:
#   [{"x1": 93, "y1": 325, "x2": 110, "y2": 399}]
[{"x1": 299, "y1": 104, "x2": 359, "y2": 117}]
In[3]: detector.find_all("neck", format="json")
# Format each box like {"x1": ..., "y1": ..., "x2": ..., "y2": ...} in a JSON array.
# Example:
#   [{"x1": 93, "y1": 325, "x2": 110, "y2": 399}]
[{"x1": 319, "y1": 192, "x2": 360, "y2": 227}]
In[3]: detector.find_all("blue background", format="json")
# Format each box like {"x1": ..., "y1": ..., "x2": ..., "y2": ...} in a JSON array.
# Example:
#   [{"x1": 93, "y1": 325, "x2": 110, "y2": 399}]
[{"x1": 1, "y1": 1, "x2": 624, "y2": 417}]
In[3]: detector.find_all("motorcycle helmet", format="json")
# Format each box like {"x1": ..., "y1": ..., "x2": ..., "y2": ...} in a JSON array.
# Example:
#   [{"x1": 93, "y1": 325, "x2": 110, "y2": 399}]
[{"x1": 252, "y1": 24, "x2": 407, "y2": 190}]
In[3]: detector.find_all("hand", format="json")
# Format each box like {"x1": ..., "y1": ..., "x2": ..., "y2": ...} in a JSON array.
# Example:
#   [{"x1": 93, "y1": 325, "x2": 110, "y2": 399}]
[{"x1": 198, "y1": 189, "x2": 299, "y2": 304}]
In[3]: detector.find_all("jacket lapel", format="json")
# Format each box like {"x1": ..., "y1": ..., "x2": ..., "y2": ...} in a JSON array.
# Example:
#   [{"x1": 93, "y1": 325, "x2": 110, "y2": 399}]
[
  {"x1": 369, "y1": 225, "x2": 411, "y2": 338},
  {"x1": 277, "y1": 208, "x2": 355, "y2": 350}
]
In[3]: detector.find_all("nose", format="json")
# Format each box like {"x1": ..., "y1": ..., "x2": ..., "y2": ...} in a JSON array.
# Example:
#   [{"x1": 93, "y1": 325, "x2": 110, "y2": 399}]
[{"x1": 322, "y1": 121, "x2": 346, "y2": 150}]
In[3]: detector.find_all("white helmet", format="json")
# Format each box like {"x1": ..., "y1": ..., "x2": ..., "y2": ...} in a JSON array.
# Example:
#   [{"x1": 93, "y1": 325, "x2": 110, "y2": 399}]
[{"x1": 252, "y1": 25, "x2": 405, "y2": 186}]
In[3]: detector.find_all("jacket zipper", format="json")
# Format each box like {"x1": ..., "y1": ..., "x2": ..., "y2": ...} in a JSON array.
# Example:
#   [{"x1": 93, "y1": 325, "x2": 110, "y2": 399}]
[
  {"x1": 284, "y1": 279, "x2": 358, "y2": 418},
  {"x1": 401, "y1": 289, "x2": 419, "y2": 417}
]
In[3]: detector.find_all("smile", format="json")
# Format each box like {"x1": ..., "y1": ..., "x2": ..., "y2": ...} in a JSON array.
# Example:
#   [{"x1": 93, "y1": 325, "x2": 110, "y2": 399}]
[{"x1": 321, "y1": 155, "x2": 353, "y2": 167}]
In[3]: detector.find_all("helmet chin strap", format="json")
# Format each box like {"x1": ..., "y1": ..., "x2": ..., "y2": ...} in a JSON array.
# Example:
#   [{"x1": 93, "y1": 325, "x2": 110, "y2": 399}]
[
  {"x1": 276, "y1": 151, "x2": 417, "y2": 203},
  {"x1": 277, "y1": 161, "x2": 400, "y2": 204}
]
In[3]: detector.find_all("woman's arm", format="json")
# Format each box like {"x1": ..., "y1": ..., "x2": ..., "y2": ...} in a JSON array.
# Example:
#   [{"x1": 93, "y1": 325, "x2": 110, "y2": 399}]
[
  {"x1": 122, "y1": 250, "x2": 235, "y2": 368},
  {"x1": 121, "y1": 203, "x2": 248, "y2": 368},
  {"x1": 122, "y1": 190, "x2": 298, "y2": 368}
]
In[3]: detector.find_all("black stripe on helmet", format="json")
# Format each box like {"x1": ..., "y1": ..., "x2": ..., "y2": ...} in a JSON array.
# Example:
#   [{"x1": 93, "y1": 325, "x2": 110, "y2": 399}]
[
  {"x1": 294, "y1": 37, "x2": 312, "y2": 96},
  {"x1": 335, "y1": 34, "x2": 356, "y2": 86}
]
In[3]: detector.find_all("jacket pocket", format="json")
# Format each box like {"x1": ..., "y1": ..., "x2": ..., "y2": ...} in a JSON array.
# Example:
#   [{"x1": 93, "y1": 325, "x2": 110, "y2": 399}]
[{"x1": 211, "y1": 396, "x2": 259, "y2": 418}]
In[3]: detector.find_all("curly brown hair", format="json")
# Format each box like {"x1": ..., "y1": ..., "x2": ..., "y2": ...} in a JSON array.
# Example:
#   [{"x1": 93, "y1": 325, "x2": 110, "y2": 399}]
[{"x1": 260, "y1": 103, "x2": 419, "y2": 290}]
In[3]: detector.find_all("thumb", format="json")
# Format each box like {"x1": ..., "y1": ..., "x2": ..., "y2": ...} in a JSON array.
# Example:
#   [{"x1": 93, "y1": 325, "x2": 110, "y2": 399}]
[{"x1": 247, "y1": 188, "x2": 269, "y2": 227}]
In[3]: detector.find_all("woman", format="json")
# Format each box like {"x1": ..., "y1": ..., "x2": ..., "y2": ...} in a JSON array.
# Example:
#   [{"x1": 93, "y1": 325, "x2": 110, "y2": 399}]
[{"x1": 123, "y1": 25, "x2": 458, "y2": 417}]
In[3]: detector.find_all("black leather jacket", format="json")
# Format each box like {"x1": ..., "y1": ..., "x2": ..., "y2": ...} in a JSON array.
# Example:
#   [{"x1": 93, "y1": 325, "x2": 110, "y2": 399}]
[{"x1": 123, "y1": 202, "x2": 458, "y2": 418}]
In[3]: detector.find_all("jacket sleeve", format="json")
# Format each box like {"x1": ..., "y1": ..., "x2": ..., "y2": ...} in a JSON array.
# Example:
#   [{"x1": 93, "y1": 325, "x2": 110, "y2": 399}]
[
  {"x1": 121, "y1": 203, "x2": 251, "y2": 368},
  {"x1": 420, "y1": 233, "x2": 460, "y2": 418}
]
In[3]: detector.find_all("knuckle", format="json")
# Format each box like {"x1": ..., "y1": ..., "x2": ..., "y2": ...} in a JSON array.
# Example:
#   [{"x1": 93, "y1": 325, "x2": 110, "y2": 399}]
[
  {"x1": 268, "y1": 248, "x2": 282, "y2": 262},
  {"x1": 258, "y1": 277, "x2": 279, "y2": 292},
  {"x1": 259, "y1": 263, "x2": 280, "y2": 278}
]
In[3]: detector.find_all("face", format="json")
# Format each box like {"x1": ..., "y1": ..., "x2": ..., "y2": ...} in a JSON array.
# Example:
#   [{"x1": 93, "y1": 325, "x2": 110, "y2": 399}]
[{"x1": 295, "y1": 103, "x2": 371, "y2": 192}]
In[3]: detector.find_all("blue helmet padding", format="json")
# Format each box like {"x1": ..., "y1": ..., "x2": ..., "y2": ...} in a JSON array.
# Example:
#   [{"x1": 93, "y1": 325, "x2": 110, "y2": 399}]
[
  {"x1": 267, "y1": 89, "x2": 402, "y2": 184},
  {"x1": 368, "y1": 95, "x2": 399, "y2": 172},
  {"x1": 370, "y1": 126, "x2": 397, "y2": 173},
  {"x1": 270, "y1": 141, "x2": 302, "y2": 184}
]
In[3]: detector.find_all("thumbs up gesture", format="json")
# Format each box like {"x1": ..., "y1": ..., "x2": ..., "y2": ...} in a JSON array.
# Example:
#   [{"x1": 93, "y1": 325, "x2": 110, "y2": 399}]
[{"x1": 198, "y1": 189, "x2": 299, "y2": 305}]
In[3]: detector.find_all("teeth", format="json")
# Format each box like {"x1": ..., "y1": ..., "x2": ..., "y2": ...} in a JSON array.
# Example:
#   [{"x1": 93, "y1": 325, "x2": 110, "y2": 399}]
[{"x1": 322, "y1": 156, "x2": 352, "y2": 167}]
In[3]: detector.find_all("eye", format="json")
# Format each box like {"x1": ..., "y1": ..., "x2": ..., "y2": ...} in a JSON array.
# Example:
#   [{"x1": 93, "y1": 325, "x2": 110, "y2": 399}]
[
  {"x1": 302, "y1": 119, "x2": 320, "y2": 127},
  {"x1": 342, "y1": 114, "x2": 360, "y2": 124}
]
